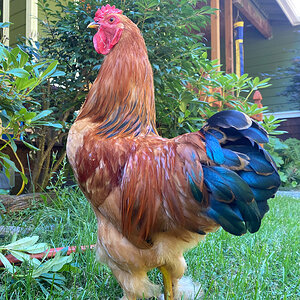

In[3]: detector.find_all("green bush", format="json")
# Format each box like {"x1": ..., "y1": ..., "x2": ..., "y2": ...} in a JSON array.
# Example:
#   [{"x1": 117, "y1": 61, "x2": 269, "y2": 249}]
[
  {"x1": 0, "y1": 22, "x2": 63, "y2": 194},
  {"x1": 265, "y1": 137, "x2": 300, "y2": 188}
]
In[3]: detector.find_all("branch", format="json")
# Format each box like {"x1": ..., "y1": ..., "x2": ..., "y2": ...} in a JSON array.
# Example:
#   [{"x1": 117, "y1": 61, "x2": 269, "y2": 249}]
[
  {"x1": 41, "y1": 150, "x2": 66, "y2": 190},
  {"x1": 51, "y1": 150, "x2": 66, "y2": 175}
]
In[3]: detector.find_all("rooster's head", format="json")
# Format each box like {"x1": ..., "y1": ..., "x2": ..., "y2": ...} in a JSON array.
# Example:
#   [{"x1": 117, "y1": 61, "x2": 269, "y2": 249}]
[{"x1": 88, "y1": 4, "x2": 124, "y2": 55}]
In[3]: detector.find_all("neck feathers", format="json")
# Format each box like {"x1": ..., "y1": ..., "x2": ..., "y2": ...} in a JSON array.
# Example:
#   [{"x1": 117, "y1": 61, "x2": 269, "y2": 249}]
[{"x1": 77, "y1": 16, "x2": 157, "y2": 137}]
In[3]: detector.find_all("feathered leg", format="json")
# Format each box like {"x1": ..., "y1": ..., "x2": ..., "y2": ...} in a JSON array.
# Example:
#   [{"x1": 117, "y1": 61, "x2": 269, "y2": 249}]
[
  {"x1": 160, "y1": 256, "x2": 202, "y2": 300},
  {"x1": 95, "y1": 236, "x2": 160, "y2": 299}
]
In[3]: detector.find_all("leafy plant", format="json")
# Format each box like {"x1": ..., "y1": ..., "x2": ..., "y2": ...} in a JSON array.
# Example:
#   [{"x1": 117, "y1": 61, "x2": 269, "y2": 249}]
[
  {"x1": 167, "y1": 57, "x2": 277, "y2": 136},
  {"x1": 265, "y1": 137, "x2": 300, "y2": 187},
  {"x1": 0, "y1": 235, "x2": 73, "y2": 296},
  {"x1": 0, "y1": 22, "x2": 63, "y2": 194}
]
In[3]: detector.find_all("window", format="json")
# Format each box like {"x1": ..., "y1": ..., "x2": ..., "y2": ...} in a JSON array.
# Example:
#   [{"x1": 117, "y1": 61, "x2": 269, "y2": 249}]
[{"x1": 1, "y1": 0, "x2": 38, "y2": 46}]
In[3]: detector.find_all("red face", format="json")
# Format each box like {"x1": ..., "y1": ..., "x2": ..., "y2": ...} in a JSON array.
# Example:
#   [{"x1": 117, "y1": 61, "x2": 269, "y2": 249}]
[{"x1": 90, "y1": 5, "x2": 124, "y2": 55}]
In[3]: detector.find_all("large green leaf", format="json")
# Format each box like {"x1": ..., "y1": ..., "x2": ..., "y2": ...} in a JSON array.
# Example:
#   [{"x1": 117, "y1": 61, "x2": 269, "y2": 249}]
[
  {"x1": 22, "y1": 140, "x2": 40, "y2": 151},
  {"x1": 0, "y1": 252, "x2": 14, "y2": 273},
  {"x1": 19, "y1": 50, "x2": 29, "y2": 68},
  {"x1": 25, "y1": 242, "x2": 48, "y2": 254},
  {"x1": 0, "y1": 156, "x2": 20, "y2": 173},
  {"x1": 41, "y1": 122, "x2": 63, "y2": 129},
  {"x1": 9, "y1": 250, "x2": 31, "y2": 263},
  {"x1": 40, "y1": 61, "x2": 58, "y2": 79},
  {"x1": 32, "y1": 251, "x2": 73, "y2": 278},
  {"x1": 4, "y1": 236, "x2": 39, "y2": 250},
  {"x1": 32, "y1": 110, "x2": 53, "y2": 122},
  {"x1": 6, "y1": 68, "x2": 30, "y2": 78},
  {"x1": 17, "y1": 78, "x2": 37, "y2": 91}
]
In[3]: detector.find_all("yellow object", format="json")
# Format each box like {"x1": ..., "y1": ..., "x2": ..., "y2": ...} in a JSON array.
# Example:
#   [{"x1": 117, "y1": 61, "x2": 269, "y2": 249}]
[
  {"x1": 87, "y1": 22, "x2": 99, "y2": 29},
  {"x1": 234, "y1": 21, "x2": 244, "y2": 77},
  {"x1": 159, "y1": 266, "x2": 174, "y2": 300},
  {"x1": 235, "y1": 39, "x2": 241, "y2": 77},
  {"x1": 234, "y1": 21, "x2": 244, "y2": 28}
]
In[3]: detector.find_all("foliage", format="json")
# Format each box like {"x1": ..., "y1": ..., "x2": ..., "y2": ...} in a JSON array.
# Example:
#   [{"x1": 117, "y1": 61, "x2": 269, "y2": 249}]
[
  {"x1": 0, "y1": 188, "x2": 298, "y2": 298},
  {"x1": 265, "y1": 137, "x2": 300, "y2": 188},
  {"x1": 165, "y1": 58, "x2": 278, "y2": 137},
  {"x1": 0, "y1": 21, "x2": 62, "y2": 195},
  {"x1": 0, "y1": 235, "x2": 74, "y2": 296}
]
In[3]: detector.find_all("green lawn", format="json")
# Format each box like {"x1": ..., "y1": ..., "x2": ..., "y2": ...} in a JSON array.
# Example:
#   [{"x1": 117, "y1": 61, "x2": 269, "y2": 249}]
[{"x1": 0, "y1": 188, "x2": 299, "y2": 299}]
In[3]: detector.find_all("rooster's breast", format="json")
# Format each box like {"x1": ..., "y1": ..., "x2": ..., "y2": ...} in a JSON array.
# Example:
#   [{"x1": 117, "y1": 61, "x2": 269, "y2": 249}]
[
  {"x1": 67, "y1": 120, "x2": 134, "y2": 208},
  {"x1": 66, "y1": 118, "x2": 96, "y2": 174}
]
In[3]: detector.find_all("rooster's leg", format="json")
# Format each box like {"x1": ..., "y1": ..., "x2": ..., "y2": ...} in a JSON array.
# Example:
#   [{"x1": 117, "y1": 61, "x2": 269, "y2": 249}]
[{"x1": 159, "y1": 266, "x2": 174, "y2": 300}]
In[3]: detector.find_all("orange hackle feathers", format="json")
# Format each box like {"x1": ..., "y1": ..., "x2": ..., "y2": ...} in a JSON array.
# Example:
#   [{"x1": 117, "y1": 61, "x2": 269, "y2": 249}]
[{"x1": 77, "y1": 14, "x2": 157, "y2": 137}]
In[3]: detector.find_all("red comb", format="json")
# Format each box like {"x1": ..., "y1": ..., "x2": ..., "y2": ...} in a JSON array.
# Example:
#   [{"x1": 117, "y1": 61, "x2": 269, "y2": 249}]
[{"x1": 94, "y1": 4, "x2": 123, "y2": 20}]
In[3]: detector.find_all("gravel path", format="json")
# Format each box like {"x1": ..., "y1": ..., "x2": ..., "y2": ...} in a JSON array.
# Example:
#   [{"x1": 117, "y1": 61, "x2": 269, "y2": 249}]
[{"x1": 276, "y1": 190, "x2": 300, "y2": 198}]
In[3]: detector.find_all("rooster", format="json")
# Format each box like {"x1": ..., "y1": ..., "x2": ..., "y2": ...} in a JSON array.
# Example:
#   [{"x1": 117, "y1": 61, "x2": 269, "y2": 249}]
[{"x1": 67, "y1": 5, "x2": 280, "y2": 300}]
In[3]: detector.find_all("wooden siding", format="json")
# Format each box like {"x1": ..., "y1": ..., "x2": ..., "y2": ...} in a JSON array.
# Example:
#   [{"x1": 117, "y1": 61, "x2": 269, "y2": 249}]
[
  {"x1": 278, "y1": 117, "x2": 300, "y2": 140},
  {"x1": 10, "y1": 0, "x2": 26, "y2": 46},
  {"x1": 244, "y1": 22, "x2": 300, "y2": 112}
]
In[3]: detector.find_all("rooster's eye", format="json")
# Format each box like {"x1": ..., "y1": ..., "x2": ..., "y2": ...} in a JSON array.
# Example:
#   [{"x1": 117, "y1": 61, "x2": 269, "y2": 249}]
[{"x1": 108, "y1": 17, "x2": 115, "y2": 24}]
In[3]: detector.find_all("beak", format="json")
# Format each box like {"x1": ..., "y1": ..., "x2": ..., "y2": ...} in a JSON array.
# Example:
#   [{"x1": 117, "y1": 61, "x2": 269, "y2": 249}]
[{"x1": 87, "y1": 21, "x2": 100, "y2": 29}]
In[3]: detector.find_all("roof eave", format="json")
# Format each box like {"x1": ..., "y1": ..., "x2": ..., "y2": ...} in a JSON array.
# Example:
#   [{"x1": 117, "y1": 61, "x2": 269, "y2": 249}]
[{"x1": 276, "y1": 0, "x2": 300, "y2": 26}]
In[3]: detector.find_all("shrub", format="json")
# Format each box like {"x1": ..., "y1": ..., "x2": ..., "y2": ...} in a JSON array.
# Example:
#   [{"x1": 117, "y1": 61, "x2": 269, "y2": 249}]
[
  {"x1": 265, "y1": 137, "x2": 300, "y2": 188},
  {"x1": 0, "y1": 22, "x2": 63, "y2": 194}
]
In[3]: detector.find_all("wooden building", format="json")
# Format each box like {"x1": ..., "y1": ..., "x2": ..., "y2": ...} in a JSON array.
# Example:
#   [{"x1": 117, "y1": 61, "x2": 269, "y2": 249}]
[
  {"x1": 243, "y1": 1, "x2": 300, "y2": 140},
  {"x1": 210, "y1": 0, "x2": 300, "y2": 139}
]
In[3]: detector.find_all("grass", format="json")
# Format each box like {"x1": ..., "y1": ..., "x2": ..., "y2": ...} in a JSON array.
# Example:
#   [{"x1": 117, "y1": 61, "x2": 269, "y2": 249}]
[{"x1": 0, "y1": 188, "x2": 299, "y2": 299}]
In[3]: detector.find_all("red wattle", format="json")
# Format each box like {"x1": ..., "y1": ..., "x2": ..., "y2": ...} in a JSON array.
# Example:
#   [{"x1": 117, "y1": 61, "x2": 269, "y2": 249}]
[
  {"x1": 93, "y1": 29, "x2": 110, "y2": 55},
  {"x1": 93, "y1": 27, "x2": 123, "y2": 55}
]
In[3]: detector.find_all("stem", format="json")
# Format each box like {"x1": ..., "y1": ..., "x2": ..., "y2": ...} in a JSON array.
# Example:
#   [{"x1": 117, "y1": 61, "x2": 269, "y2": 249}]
[
  {"x1": 30, "y1": 130, "x2": 46, "y2": 192},
  {"x1": 41, "y1": 150, "x2": 66, "y2": 190},
  {"x1": 0, "y1": 139, "x2": 10, "y2": 152},
  {"x1": 51, "y1": 150, "x2": 66, "y2": 175},
  {"x1": 244, "y1": 88, "x2": 254, "y2": 102}
]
